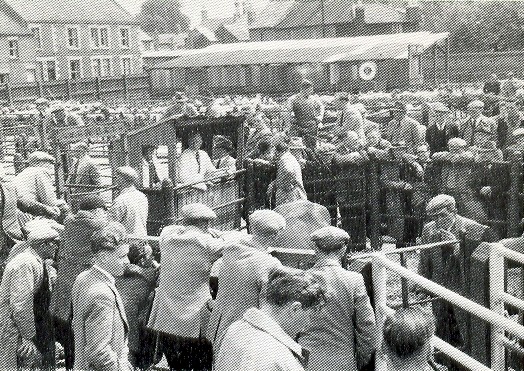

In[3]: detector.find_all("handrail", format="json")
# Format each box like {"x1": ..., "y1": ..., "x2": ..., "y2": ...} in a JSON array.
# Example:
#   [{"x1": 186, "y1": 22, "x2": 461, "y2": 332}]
[
  {"x1": 173, "y1": 169, "x2": 246, "y2": 191},
  {"x1": 432, "y1": 337, "x2": 491, "y2": 371}
]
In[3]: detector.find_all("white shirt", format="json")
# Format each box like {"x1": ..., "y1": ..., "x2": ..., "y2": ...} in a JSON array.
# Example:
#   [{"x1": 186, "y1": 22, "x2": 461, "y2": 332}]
[
  {"x1": 176, "y1": 149, "x2": 216, "y2": 186},
  {"x1": 108, "y1": 185, "x2": 148, "y2": 237}
]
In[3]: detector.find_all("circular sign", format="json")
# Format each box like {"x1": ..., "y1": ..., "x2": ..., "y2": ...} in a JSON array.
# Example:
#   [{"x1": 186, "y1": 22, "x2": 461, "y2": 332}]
[{"x1": 359, "y1": 61, "x2": 377, "y2": 81}]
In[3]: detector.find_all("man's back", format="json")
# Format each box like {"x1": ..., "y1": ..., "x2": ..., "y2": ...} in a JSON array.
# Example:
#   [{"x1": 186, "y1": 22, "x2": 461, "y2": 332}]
[
  {"x1": 207, "y1": 239, "x2": 281, "y2": 350},
  {"x1": 14, "y1": 166, "x2": 56, "y2": 206},
  {"x1": 108, "y1": 186, "x2": 148, "y2": 236}
]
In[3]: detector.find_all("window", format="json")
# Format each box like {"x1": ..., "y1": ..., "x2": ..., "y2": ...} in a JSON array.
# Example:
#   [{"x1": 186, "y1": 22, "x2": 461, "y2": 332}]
[
  {"x1": 37, "y1": 59, "x2": 58, "y2": 81},
  {"x1": 69, "y1": 58, "x2": 82, "y2": 79},
  {"x1": 31, "y1": 26, "x2": 42, "y2": 49},
  {"x1": 67, "y1": 27, "x2": 80, "y2": 49},
  {"x1": 121, "y1": 57, "x2": 132, "y2": 75},
  {"x1": 51, "y1": 26, "x2": 58, "y2": 52},
  {"x1": 120, "y1": 28, "x2": 130, "y2": 48},
  {"x1": 90, "y1": 27, "x2": 110, "y2": 49},
  {"x1": 8, "y1": 39, "x2": 18, "y2": 59},
  {"x1": 46, "y1": 60, "x2": 57, "y2": 80},
  {"x1": 91, "y1": 57, "x2": 112, "y2": 77}
]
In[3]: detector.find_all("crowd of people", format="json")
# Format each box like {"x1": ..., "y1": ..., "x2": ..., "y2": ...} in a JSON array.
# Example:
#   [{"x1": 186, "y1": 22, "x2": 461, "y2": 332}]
[{"x1": 0, "y1": 74, "x2": 523, "y2": 371}]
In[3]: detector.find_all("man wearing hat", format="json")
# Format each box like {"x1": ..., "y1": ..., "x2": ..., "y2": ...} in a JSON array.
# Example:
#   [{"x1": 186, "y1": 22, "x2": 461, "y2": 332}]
[
  {"x1": 32, "y1": 98, "x2": 51, "y2": 151},
  {"x1": 140, "y1": 145, "x2": 161, "y2": 188},
  {"x1": 0, "y1": 222, "x2": 60, "y2": 370},
  {"x1": 287, "y1": 80, "x2": 325, "y2": 150},
  {"x1": 334, "y1": 93, "x2": 366, "y2": 145},
  {"x1": 50, "y1": 194, "x2": 108, "y2": 369},
  {"x1": 426, "y1": 102, "x2": 459, "y2": 154},
  {"x1": 14, "y1": 151, "x2": 64, "y2": 226},
  {"x1": 162, "y1": 92, "x2": 189, "y2": 120},
  {"x1": 300, "y1": 226, "x2": 376, "y2": 371},
  {"x1": 496, "y1": 99, "x2": 523, "y2": 149},
  {"x1": 268, "y1": 136, "x2": 307, "y2": 207},
  {"x1": 148, "y1": 203, "x2": 225, "y2": 370},
  {"x1": 212, "y1": 135, "x2": 236, "y2": 172},
  {"x1": 208, "y1": 209, "x2": 285, "y2": 352},
  {"x1": 384, "y1": 101, "x2": 424, "y2": 152},
  {"x1": 460, "y1": 99, "x2": 498, "y2": 148},
  {"x1": 245, "y1": 112, "x2": 272, "y2": 159},
  {"x1": 419, "y1": 194, "x2": 495, "y2": 366},
  {"x1": 67, "y1": 141, "x2": 101, "y2": 196},
  {"x1": 108, "y1": 166, "x2": 148, "y2": 237}
]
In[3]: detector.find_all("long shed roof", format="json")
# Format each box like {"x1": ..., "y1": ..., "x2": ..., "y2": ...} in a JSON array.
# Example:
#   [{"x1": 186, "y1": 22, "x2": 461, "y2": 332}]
[{"x1": 152, "y1": 32, "x2": 449, "y2": 69}]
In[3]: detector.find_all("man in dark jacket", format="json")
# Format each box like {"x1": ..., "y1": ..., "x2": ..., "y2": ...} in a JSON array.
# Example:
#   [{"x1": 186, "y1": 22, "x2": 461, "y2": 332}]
[{"x1": 426, "y1": 102, "x2": 459, "y2": 154}]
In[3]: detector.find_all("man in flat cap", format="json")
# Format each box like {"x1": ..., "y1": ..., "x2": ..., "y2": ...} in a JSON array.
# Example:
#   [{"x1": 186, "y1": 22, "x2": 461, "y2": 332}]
[
  {"x1": 32, "y1": 98, "x2": 51, "y2": 151},
  {"x1": 501, "y1": 71, "x2": 521, "y2": 98},
  {"x1": 497, "y1": 99, "x2": 523, "y2": 150},
  {"x1": 426, "y1": 102, "x2": 459, "y2": 154},
  {"x1": 300, "y1": 226, "x2": 376, "y2": 371},
  {"x1": 14, "y1": 151, "x2": 64, "y2": 227},
  {"x1": 67, "y1": 141, "x2": 101, "y2": 200},
  {"x1": 0, "y1": 222, "x2": 60, "y2": 370},
  {"x1": 208, "y1": 209, "x2": 285, "y2": 352},
  {"x1": 334, "y1": 93, "x2": 366, "y2": 145},
  {"x1": 384, "y1": 101, "x2": 424, "y2": 152},
  {"x1": 148, "y1": 203, "x2": 225, "y2": 370},
  {"x1": 460, "y1": 100, "x2": 498, "y2": 148},
  {"x1": 287, "y1": 80, "x2": 325, "y2": 150},
  {"x1": 108, "y1": 166, "x2": 148, "y2": 237},
  {"x1": 419, "y1": 194, "x2": 495, "y2": 368}
]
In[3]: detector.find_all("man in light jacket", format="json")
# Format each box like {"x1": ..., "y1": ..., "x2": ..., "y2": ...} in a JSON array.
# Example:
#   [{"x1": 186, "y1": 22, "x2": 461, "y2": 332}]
[
  {"x1": 215, "y1": 267, "x2": 327, "y2": 371},
  {"x1": 71, "y1": 222, "x2": 131, "y2": 371},
  {"x1": 207, "y1": 209, "x2": 285, "y2": 352},
  {"x1": 147, "y1": 203, "x2": 225, "y2": 370},
  {"x1": 300, "y1": 226, "x2": 377, "y2": 371}
]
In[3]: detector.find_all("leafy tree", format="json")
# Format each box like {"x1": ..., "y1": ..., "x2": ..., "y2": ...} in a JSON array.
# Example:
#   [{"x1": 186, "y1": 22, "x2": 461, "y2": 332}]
[{"x1": 138, "y1": 0, "x2": 190, "y2": 35}]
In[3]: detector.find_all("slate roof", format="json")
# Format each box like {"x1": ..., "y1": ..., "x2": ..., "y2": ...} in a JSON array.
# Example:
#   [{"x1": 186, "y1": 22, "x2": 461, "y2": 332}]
[
  {"x1": 153, "y1": 32, "x2": 449, "y2": 68},
  {"x1": 2, "y1": 0, "x2": 137, "y2": 24}
]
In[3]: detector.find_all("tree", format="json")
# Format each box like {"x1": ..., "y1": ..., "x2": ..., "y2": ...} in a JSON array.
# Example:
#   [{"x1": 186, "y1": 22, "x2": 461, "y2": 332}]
[{"x1": 138, "y1": 0, "x2": 190, "y2": 35}]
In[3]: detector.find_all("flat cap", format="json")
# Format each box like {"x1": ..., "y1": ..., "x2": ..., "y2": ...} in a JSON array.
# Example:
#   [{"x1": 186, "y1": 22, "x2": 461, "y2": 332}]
[
  {"x1": 213, "y1": 135, "x2": 233, "y2": 152},
  {"x1": 467, "y1": 100, "x2": 484, "y2": 109},
  {"x1": 116, "y1": 166, "x2": 138, "y2": 182},
  {"x1": 26, "y1": 219, "x2": 61, "y2": 242},
  {"x1": 426, "y1": 194, "x2": 456, "y2": 216},
  {"x1": 311, "y1": 226, "x2": 350, "y2": 251},
  {"x1": 433, "y1": 102, "x2": 450, "y2": 113},
  {"x1": 249, "y1": 210, "x2": 286, "y2": 235},
  {"x1": 181, "y1": 203, "x2": 217, "y2": 221},
  {"x1": 28, "y1": 151, "x2": 55, "y2": 164},
  {"x1": 448, "y1": 137, "x2": 467, "y2": 148}
]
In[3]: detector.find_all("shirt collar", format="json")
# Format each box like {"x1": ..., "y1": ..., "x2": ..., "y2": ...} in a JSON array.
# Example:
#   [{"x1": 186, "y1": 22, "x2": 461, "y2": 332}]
[
  {"x1": 92, "y1": 264, "x2": 115, "y2": 285},
  {"x1": 242, "y1": 307, "x2": 304, "y2": 361}
]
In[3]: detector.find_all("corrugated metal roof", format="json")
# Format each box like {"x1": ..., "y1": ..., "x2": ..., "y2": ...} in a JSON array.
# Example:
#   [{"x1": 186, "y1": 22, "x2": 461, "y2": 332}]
[
  {"x1": 152, "y1": 32, "x2": 449, "y2": 69},
  {"x1": 249, "y1": 0, "x2": 295, "y2": 29},
  {"x1": 3, "y1": 0, "x2": 136, "y2": 24}
]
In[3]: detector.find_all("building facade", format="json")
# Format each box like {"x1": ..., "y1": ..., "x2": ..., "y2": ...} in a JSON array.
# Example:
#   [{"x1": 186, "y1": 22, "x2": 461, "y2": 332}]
[{"x1": 1, "y1": 0, "x2": 142, "y2": 83}]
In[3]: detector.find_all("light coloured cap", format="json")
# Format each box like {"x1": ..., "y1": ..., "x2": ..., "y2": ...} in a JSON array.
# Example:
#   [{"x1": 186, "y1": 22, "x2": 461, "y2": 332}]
[
  {"x1": 513, "y1": 128, "x2": 524, "y2": 137},
  {"x1": 289, "y1": 137, "x2": 306, "y2": 150},
  {"x1": 352, "y1": 103, "x2": 367, "y2": 114},
  {"x1": 26, "y1": 219, "x2": 60, "y2": 242},
  {"x1": 467, "y1": 100, "x2": 484, "y2": 109},
  {"x1": 35, "y1": 98, "x2": 49, "y2": 105},
  {"x1": 433, "y1": 102, "x2": 450, "y2": 113},
  {"x1": 426, "y1": 194, "x2": 456, "y2": 216},
  {"x1": 181, "y1": 203, "x2": 217, "y2": 221},
  {"x1": 71, "y1": 141, "x2": 89, "y2": 151},
  {"x1": 116, "y1": 166, "x2": 138, "y2": 183},
  {"x1": 28, "y1": 151, "x2": 55, "y2": 164},
  {"x1": 249, "y1": 210, "x2": 286, "y2": 235},
  {"x1": 448, "y1": 137, "x2": 467, "y2": 148},
  {"x1": 311, "y1": 226, "x2": 350, "y2": 251}
]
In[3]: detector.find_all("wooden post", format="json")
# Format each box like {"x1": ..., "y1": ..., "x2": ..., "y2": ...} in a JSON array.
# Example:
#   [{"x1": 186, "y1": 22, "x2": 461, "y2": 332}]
[
  {"x1": 372, "y1": 255, "x2": 387, "y2": 371},
  {"x1": 122, "y1": 74, "x2": 129, "y2": 101},
  {"x1": 507, "y1": 152, "x2": 522, "y2": 237},
  {"x1": 162, "y1": 178, "x2": 176, "y2": 227},
  {"x1": 369, "y1": 161, "x2": 382, "y2": 250},
  {"x1": 245, "y1": 159, "x2": 255, "y2": 228},
  {"x1": 432, "y1": 45, "x2": 437, "y2": 87},
  {"x1": 95, "y1": 77, "x2": 101, "y2": 100},
  {"x1": 445, "y1": 36, "x2": 450, "y2": 83},
  {"x1": 490, "y1": 243, "x2": 506, "y2": 370}
]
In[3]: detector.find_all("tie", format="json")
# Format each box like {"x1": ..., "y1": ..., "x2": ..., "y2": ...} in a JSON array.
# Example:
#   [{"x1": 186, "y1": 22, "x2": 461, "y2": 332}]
[
  {"x1": 195, "y1": 151, "x2": 201, "y2": 173},
  {"x1": 148, "y1": 161, "x2": 159, "y2": 187}
]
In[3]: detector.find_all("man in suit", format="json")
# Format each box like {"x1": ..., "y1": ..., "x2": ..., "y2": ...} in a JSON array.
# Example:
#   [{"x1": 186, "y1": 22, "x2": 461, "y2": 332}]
[
  {"x1": 215, "y1": 267, "x2": 327, "y2": 371},
  {"x1": 108, "y1": 167, "x2": 148, "y2": 237},
  {"x1": 71, "y1": 222, "x2": 131, "y2": 371},
  {"x1": 460, "y1": 100, "x2": 498, "y2": 148},
  {"x1": 333, "y1": 93, "x2": 365, "y2": 144},
  {"x1": 300, "y1": 226, "x2": 376, "y2": 371},
  {"x1": 207, "y1": 210, "x2": 285, "y2": 352},
  {"x1": 147, "y1": 203, "x2": 225, "y2": 370},
  {"x1": 497, "y1": 99, "x2": 523, "y2": 149},
  {"x1": 483, "y1": 73, "x2": 501, "y2": 96},
  {"x1": 176, "y1": 131, "x2": 216, "y2": 191},
  {"x1": 267, "y1": 136, "x2": 307, "y2": 207},
  {"x1": 68, "y1": 141, "x2": 101, "y2": 198},
  {"x1": 140, "y1": 145, "x2": 161, "y2": 189},
  {"x1": 51, "y1": 194, "x2": 108, "y2": 369},
  {"x1": 32, "y1": 98, "x2": 51, "y2": 151},
  {"x1": 384, "y1": 101, "x2": 423, "y2": 152},
  {"x1": 0, "y1": 223, "x2": 60, "y2": 370},
  {"x1": 246, "y1": 112, "x2": 272, "y2": 159},
  {"x1": 419, "y1": 195, "x2": 495, "y2": 370},
  {"x1": 426, "y1": 102, "x2": 459, "y2": 154}
]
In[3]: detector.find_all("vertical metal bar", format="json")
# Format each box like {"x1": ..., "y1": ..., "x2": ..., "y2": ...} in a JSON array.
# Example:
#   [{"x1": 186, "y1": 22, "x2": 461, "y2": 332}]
[
  {"x1": 490, "y1": 243, "x2": 506, "y2": 370},
  {"x1": 372, "y1": 254, "x2": 387, "y2": 371},
  {"x1": 507, "y1": 152, "x2": 522, "y2": 237}
]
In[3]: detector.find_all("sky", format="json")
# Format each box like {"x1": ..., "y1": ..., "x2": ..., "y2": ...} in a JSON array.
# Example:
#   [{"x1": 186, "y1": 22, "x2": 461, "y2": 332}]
[{"x1": 116, "y1": 0, "x2": 269, "y2": 25}]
